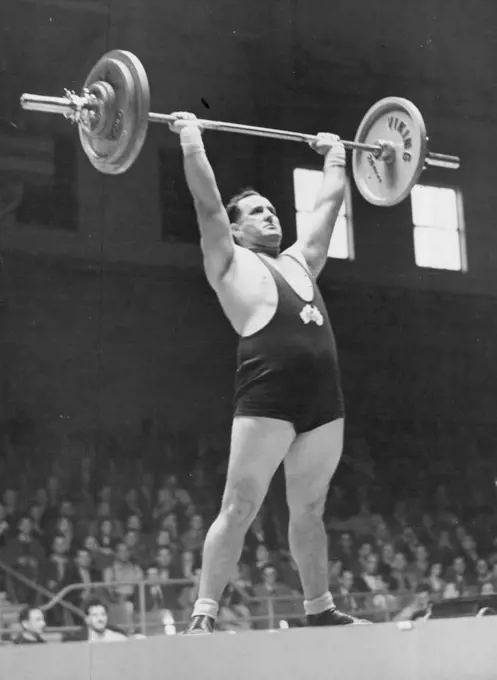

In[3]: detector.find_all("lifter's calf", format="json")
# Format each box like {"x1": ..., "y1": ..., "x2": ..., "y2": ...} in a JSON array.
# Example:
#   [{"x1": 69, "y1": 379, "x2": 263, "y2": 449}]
[
  {"x1": 288, "y1": 498, "x2": 330, "y2": 607},
  {"x1": 191, "y1": 485, "x2": 260, "y2": 625},
  {"x1": 288, "y1": 502, "x2": 371, "y2": 625}
]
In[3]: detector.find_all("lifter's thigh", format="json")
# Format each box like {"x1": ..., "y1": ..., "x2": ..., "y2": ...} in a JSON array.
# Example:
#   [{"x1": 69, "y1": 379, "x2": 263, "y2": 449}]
[
  {"x1": 284, "y1": 418, "x2": 344, "y2": 516},
  {"x1": 221, "y1": 416, "x2": 295, "y2": 525}
]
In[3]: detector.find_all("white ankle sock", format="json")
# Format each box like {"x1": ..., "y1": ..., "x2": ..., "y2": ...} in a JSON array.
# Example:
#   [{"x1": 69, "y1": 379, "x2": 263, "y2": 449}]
[
  {"x1": 303, "y1": 591, "x2": 335, "y2": 616},
  {"x1": 192, "y1": 598, "x2": 218, "y2": 620}
]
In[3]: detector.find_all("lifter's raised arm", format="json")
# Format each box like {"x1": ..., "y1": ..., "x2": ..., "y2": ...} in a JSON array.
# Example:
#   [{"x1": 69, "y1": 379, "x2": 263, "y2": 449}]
[
  {"x1": 169, "y1": 112, "x2": 235, "y2": 282},
  {"x1": 295, "y1": 134, "x2": 346, "y2": 278}
]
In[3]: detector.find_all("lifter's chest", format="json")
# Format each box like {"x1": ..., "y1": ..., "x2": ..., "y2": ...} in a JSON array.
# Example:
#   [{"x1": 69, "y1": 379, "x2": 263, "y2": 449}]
[{"x1": 265, "y1": 255, "x2": 314, "y2": 302}]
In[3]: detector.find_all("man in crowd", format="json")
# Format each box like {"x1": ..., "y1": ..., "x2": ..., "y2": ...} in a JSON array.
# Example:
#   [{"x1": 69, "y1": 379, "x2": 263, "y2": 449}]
[
  {"x1": 63, "y1": 599, "x2": 128, "y2": 643},
  {"x1": 12, "y1": 606, "x2": 47, "y2": 644}
]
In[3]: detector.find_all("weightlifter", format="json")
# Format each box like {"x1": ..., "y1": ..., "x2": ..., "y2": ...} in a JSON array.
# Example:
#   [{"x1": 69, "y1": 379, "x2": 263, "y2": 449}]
[{"x1": 169, "y1": 111, "x2": 370, "y2": 634}]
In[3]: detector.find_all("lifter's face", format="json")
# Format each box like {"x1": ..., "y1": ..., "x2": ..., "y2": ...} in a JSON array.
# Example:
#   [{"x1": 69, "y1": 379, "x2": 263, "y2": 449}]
[{"x1": 232, "y1": 194, "x2": 282, "y2": 257}]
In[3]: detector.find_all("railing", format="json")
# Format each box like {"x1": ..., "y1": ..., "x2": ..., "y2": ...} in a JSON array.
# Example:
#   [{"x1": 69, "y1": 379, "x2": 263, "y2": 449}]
[
  {"x1": 0, "y1": 574, "x2": 417, "y2": 641},
  {"x1": 0, "y1": 555, "x2": 85, "y2": 620}
]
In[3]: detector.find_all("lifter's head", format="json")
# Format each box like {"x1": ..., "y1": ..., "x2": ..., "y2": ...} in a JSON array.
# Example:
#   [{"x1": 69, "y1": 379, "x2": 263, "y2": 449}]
[{"x1": 227, "y1": 189, "x2": 282, "y2": 258}]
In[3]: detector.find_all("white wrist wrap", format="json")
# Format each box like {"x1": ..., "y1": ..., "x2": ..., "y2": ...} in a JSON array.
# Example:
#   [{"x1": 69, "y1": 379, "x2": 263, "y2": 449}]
[
  {"x1": 180, "y1": 125, "x2": 205, "y2": 156},
  {"x1": 324, "y1": 144, "x2": 346, "y2": 169}
]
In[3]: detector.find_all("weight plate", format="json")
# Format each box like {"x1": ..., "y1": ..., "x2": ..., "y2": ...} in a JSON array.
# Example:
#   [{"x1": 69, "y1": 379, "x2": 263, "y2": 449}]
[
  {"x1": 352, "y1": 97, "x2": 428, "y2": 206},
  {"x1": 79, "y1": 50, "x2": 150, "y2": 175}
]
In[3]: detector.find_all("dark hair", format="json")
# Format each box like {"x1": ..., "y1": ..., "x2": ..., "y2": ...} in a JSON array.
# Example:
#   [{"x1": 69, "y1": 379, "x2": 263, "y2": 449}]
[
  {"x1": 84, "y1": 598, "x2": 108, "y2": 616},
  {"x1": 19, "y1": 605, "x2": 40, "y2": 624},
  {"x1": 226, "y1": 188, "x2": 260, "y2": 223}
]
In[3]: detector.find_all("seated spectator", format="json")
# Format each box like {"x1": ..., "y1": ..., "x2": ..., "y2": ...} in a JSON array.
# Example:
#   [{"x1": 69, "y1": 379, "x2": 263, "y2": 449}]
[
  {"x1": 332, "y1": 532, "x2": 360, "y2": 574},
  {"x1": 443, "y1": 581, "x2": 462, "y2": 599},
  {"x1": 373, "y1": 520, "x2": 393, "y2": 552},
  {"x1": 151, "y1": 529, "x2": 179, "y2": 564},
  {"x1": 53, "y1": 516, "x2": 75, "y2": 554},
  {"x1": 180, "y1": 514, "x2": 205, "y2": 553},
  {"x1": 120, "y1": 488, "x2": 145, "y2": 523},
  {"x1": 396, "y1": 527, "x2": 419, "y2": 561},
  {"x1": 357, "y1": 542, "x2": 375, "y2": 574},
  {"x1": 345, "y1": 500, "x2": 384, "y2": 537},
  {"x1": 218, "y1": 569, "x2": 253, "y2": 632},
  {"x1": 11, "y1": 606, "x2": 46, "y2": 645},
  {"x1": 387, "y1": 552, "x2": 413, "y2": 593},
  {"x1": 250, "y1": 544, "x2": 273, "y2": 584},
  {"x1": 158, "y1": 513, "x2": 179, "y2": 543},
  {"x1": 481, "y1": 581, "x2": 495, "y2": 595},
  {"x1": 475, "y1": 558, "x2": 492, "y2": 588},
  {"x1": 328, "y1": 559, "x2": 343, "y2": 593},
  {"x1": 161, "y1": 475, "x2": 192, "y2": 510},
  {"x1": 393, "y1": 584, "x2": 432, "y2": 622},
  {"x1": 27, "y1": 504, "x2": 46, "y2": 545},
  {"x1": 145, "y1": 565, "x2": 179, "y2": 615},
  {"x1": 122, "y1": 529, "x2": 149, "y2": 568},
  {"x1": 175, "y1": 550, "x2": 200, "y2": 625},
  {"x1": 103, "y1": 542, "x2": 143, "y2": 625},
  {"x1": 424, "y1": 562, "x2": 446, "y2": 596},
  {"x1": 253, "y1": 564, "x2": 295, "y2": 629},
  {"x1": 4, "y1": 516, "x2": 45, "y2": 603},
  {"x1": 125, "y1": 514, "x2": 143, "y2": 533},
  {"x1": 95, "y1": 519, "x2": 121, "y2": 554},
  {"x1": 63, "y1": 598, "x2": 128, "y2": 643},
  {"x1": 66, "y1": 547, "x2": 103, "y2": 609},
  {"x1": 378, "y1": 543, "x2": 396, "y2": 581},
  {"x1": 434, "y1": 530, "x2": 457, "y2": 567},
  {"x1": 82, "y1": 535, "x2": 114, "y2": 572},
  {"x1": 152, "y1": 488, "x2": 177, "y2": 522},
  {"x1": 444, "y1": 556, "x2": 475, "y2": 595},
  {"x1": 228, "y1": 561, "x2": 256, "y2": 605},
  {"x1": 32, "y1": 488, "x2": 50, "y2": 528},
  {"x1": 278, "y1": 554, "x2": 303, "y2": 594},
  {"x1": 152, "y1": 546, "x2": 181, "y2": 611},
  {"x1": 334, "y1": 569, "x2": 361, "y2": 614},
  {"x1": 459, "y1": 535, "x2": 479, "y2": 573},
  {"x1": 244, "y1": 508, "x2": 279, "y2": 561},
  {"x1": 355, "y1": 553, "x2": 391, "y2": 594},
  {"x1": 42, "y1": 534, "x2": 74, "y2": 626},
  {"x1": 406, "y1": 544, "x2": 431, "y2": 589}
]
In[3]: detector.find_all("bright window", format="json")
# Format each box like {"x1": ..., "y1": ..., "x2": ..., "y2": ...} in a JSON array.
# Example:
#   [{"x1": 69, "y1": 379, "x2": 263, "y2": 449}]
[
  {"x1": 411, "y1": 185, "x2": 466, "y2": 271},
  {"x1": 293, "y1": 168, "x2": 354, "y2": 260}
]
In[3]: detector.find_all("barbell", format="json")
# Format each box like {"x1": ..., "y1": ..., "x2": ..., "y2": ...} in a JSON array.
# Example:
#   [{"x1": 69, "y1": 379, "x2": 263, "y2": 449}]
[{"x1": 20, "y1": 50, "x2": 460, "y2": 207}]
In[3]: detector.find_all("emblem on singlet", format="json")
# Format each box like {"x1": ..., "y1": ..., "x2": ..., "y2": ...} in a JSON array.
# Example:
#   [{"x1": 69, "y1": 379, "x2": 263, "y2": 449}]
[{"x1": 299, "y1": 304, "x2": 324, "y2": 326}]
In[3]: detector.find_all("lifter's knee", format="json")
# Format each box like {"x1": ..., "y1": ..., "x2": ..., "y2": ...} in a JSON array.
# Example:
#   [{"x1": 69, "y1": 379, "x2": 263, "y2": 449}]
[
  {"x1": 287, "y1": 488, "x2": 328, "y2": 523},
  {"x1": 220, "y1": 477, "x2": 262, "y2": 528}
]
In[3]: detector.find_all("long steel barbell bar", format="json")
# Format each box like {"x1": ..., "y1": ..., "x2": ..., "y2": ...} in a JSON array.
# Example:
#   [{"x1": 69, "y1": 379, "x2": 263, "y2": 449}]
[{"x1": 20, "y1": 92, "x2": 460, "y2": 170}]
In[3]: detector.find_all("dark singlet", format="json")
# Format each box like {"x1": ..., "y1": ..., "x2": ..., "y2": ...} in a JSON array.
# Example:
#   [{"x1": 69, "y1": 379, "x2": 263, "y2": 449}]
[{"x1": 233, "y1": 254, "x2": 344, "y2": 434}]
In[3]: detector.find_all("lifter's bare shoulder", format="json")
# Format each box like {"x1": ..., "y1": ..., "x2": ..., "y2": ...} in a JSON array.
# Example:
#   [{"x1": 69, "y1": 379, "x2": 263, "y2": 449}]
[{"x1": 205, "y1": 243, "x2": 271, "y2": 335}]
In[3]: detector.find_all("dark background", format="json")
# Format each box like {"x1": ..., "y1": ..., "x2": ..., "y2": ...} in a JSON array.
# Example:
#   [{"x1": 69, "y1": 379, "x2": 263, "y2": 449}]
[{"x1": 1, "y1": 0, "x2": 496, "y2": 498}]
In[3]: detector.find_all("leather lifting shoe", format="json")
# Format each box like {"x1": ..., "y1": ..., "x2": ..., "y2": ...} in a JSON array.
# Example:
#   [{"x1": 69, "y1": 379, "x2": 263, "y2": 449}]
[
  {"x1": 183, "y1": 615, "x2": 215, "y2": 635},
  {"x1": 307, "y1": 607, "x2": 372, "y2": 626}
]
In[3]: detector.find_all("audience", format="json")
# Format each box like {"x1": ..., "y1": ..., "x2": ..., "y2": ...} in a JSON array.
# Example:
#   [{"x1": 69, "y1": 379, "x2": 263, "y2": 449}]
[{"x1": 1, "y1": 429, "x2": 497, "y2": 639}]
